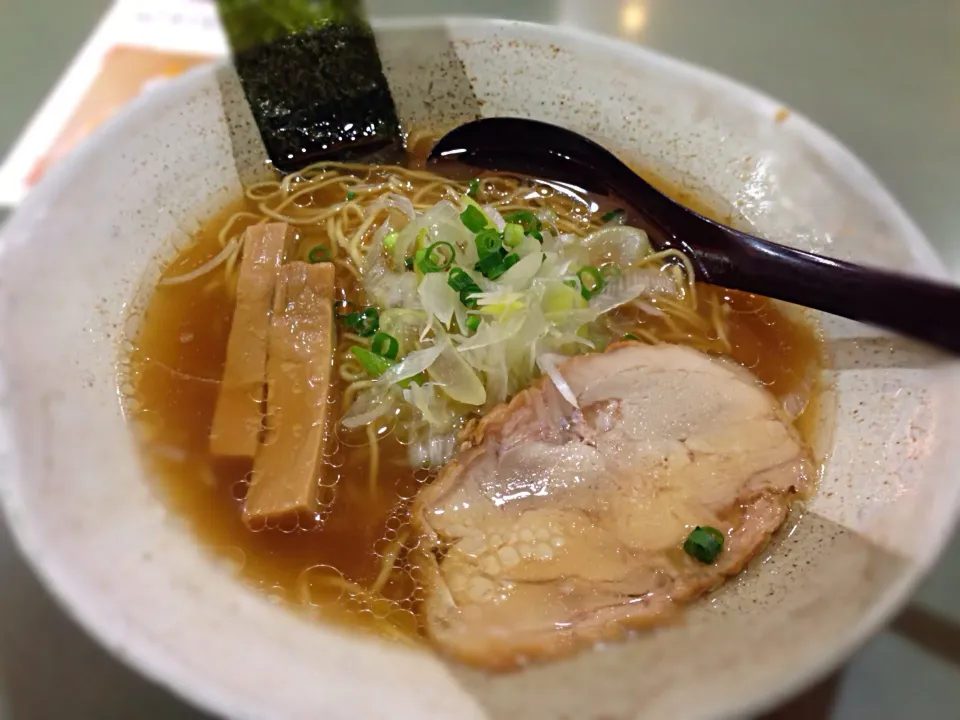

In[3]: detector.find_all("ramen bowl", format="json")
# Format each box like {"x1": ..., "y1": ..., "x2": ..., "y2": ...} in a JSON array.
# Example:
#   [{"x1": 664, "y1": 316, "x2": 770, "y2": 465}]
[{"x1": 0, "y1": 17, "x2": 957, "y2": 720}]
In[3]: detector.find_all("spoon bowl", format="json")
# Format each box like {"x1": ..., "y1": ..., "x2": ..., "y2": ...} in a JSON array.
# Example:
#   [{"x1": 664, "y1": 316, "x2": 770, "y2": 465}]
[{"x1": 430, "y1": 117, "x2": 960, "y2": 353}]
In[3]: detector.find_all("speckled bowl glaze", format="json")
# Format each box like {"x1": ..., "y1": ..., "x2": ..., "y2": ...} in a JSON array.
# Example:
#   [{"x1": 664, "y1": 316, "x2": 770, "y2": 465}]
[{"x1": 0, "y1": 18, "x2": 957, "y2": 720}]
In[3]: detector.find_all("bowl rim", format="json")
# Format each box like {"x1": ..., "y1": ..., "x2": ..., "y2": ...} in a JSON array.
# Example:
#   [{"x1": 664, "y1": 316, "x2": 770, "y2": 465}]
[{"x1": 0, "y1": 16, "x2": 956, "y2": 720}]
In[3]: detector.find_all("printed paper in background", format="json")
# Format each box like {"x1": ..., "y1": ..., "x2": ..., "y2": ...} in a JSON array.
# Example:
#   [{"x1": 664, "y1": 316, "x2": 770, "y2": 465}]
[{"x1": 0, "y1": 0, "x2": 227, "y2": 207}]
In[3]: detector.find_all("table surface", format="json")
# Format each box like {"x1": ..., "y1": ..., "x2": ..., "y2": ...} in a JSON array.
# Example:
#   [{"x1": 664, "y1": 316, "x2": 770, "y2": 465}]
[{"x1": 0, "y1": 1, "x2": 958, "y2": 718}]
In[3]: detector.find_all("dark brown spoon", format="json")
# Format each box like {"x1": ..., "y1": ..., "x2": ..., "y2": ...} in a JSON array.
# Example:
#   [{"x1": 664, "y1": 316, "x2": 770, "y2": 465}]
[{"x1": 428, "y1": 117, "x2": 960, "y2": 354}]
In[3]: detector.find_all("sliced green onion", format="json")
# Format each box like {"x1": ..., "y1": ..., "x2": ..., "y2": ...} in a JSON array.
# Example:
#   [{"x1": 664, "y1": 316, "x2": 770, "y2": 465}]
[
  {"x1": 307, "y1": 245, "x2": 330, "y2": 263},
  {"x1": 474, "y1": 229, "x2": 502, "y2": 259},
  {"x1": 305, "y1": 244, "x2": 329, "y2": 263},
  {"x1": 683, "y1": 526, "x2": 724, "y2": 564},
  {"x1": 351, "y1": 346, "x2": 425, "y2": 387},
  {"x1": 474, "y1": 252, "x2": 504, "y2": 277},
  {"x1": 602, "y1": 208, "x2": 625, "y2": 222},
  {"x1": 407, "y1": 228, "x2": 429, "y2": 272},
  {"x1": 351, "y1": 346, "x2": 393, "y2": 378},
  {"x1": 382, "y1": 231, "x2": 398, "y2": 251},
  {"x1": 346, "y1": 190, "x2": 357, "y2": 201},
  {"x1": 467, "y1": 178, "x2": 480, "y2": 197},
  {"x1": 459, "y1": 284, "x2": 482, "y2": 309},
  {"x1": 418, "y1": 241, "x2": 456, "y2": 273},
  {"x1": 401, "y1": 372, "x2": 427, "y2": 388},
  {"x1": 504, "y1": 210, "x2": 542, "y2": 241},
  {"x1": 341, "y1": 311, "x2": 360, "y2": 330},
  {"x1": 460, "y1": 205, "x2": 488, "y2": 233},
  {"x1": 334, "y1": 299, "x2": 357, "y2": 320},
  {"x1": 563, "y1": 279, "x2": 578, "y2": 289},
  {"x1": 600, "y1": 263, "x2": 622, "y2": 279},
  {"x1": 503, "y1": 222, "x2": 524, "y2": 248},
  {"x1": 357, "y1": 308, "x2": 378, "y2": 337},
  {"x1": 486, "y1": 263, "x2": 509, "y2": 281},
  {"x1": 485, "y1": 253, "x2": 519, "y2": 281},
  {"x1": 447, "y1": 266, "x2": 475, "y2": 292},
  {"x1": 343, "y1": 307, "x2": 380, "y2": 337},
  {"x1": 370, "y1": 332, "x2": 399, "y2": 360},
  {"x1": 623, "y1": 333, "x2": 641, "y2": 342},
  {"x1": 410, "y1": 227, "x2": 430, "y2": 270},
  {"x1": 504, "y1": 210, "x2": 537, "y2": 228},
  {"x1": 416, "y1": 227, "x2": 429, "y2": 248},
  {"x1": 465, "y1": 315, "x2": 481, "y2": 332},
  {"x1": 577, "y1": 265, "x2": 606, "y2": 300}
]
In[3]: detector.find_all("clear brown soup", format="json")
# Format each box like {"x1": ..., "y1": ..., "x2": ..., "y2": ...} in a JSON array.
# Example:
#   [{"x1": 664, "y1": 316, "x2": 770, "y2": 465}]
[{"x1": 127, "y1": 162, "x2": 824, "y2": 641}]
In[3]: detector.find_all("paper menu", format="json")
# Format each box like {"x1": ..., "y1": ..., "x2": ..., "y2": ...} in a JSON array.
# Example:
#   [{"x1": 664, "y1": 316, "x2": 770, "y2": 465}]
[{"x1": 0, "y1": 0, "x2": 229, "y2": 207}]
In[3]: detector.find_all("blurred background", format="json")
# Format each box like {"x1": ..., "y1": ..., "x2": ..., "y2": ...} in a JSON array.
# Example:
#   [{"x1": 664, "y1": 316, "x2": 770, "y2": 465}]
[{"x1": 0, "y1": 1, "x2": 957, "y2": 718}]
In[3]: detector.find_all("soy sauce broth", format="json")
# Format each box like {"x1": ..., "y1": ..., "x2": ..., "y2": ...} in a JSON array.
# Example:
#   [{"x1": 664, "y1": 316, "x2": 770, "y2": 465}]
[{"x1": 125, "y1": 163, "x2": 825, "y2": 640}]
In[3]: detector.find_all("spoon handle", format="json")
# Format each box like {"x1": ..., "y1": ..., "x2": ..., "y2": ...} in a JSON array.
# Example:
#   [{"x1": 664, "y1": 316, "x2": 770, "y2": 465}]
[
  {"x1": 693, "y1": 222, "x2": 960, "y2": 352},
  {"x1": 607, "y1": 164, "x2": 960, "y2": 353},
  {"x1": 428, "y1": 117, "x2": 960, "y2": 354}
]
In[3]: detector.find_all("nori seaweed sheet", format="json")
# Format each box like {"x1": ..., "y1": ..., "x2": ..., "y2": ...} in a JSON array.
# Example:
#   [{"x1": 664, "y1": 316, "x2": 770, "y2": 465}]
[
  {"x1": 218, "y1": 0, "x2": 364, "y2": 53},
  {"x1": 226, "y1": 12, "x2": 402, "y2": 173}
]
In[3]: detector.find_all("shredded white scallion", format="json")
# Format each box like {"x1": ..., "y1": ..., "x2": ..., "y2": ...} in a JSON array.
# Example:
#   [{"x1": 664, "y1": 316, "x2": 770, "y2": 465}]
[
  {"x1": 537, "y1": 353, "x2": 579, "y2": 408},
  {"x1": 344, "y1": 194, "x2": 683, "y2": 466}
]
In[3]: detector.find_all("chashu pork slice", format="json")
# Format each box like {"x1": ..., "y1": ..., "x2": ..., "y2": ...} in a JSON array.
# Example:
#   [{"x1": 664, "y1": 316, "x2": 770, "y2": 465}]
[{"x1": 412, "y1": 342, "x2": 814, "y2": 670}]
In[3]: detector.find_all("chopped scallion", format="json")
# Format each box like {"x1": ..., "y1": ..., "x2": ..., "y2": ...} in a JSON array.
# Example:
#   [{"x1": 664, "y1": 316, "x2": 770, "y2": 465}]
[
  {"x1": 415, "y1": 227, "x2": 429, "y2": 248},
  {"x1": 503, "y1": 222, "x2": 524, "y2": 248},
  {"x1": 623, "y1": 333, "x2": 641, "y2": 342},
  {"x1": 602, "y1": 208, "x2": 625, "y2": 222},
  {"x1": 333, "y1": 299, "x2": 357, "y2": 320},
  {"x1": 447, "y1": 267, "x2": 475, "y2": 292},
  {"x1": 350, "y1": 346, "x2": 393, "y2": 378},
  {"x1": 346, "y1": 191, "x2": 357, "y2": 201},
  {"x1": 350, "y1": 346, "x2": 425, "y2": 387},
  {"x1": 504, "y1": 210, "x2": 542, "y2": 241},
  {"x1": 577, "y1": 265, "x2": 606, "y2": 300},
  {"x1": 486, "y1": 263, "x2": 508, "y2": 281},
  {"x1": 474, "y1": 252, "x2": 504, "y2": 277},
  {"x1": 465, "y1": 315, "x2": 481, "y2": 332},
  {"x1": 504, "y1": 209, "x2": 537, "y2": 228},
  {"x1": 467, "y1": 178, "x2": 480, "y2": 197},
  {"x1": 683, "y1": 526, "x2": 724, "y2": 564},
  {"x1": 450, "y1": 264, "x2": 484, "y2": 306},
  {"x1": 404, "y1": 257, "x2": 414, "y2": 271},
  {"x1": 342, "y1": 307, "x2": 380, "y2": 337},
  {"x1": 600, "y1": 263, "x2": 622, "y2": 279},
  {"x1": 460, "y1": 205, "x2": 488, "y2": 233},
  {"x1": 486, "y1": 253, "x2": 519, "y2": 280},
  {"x1": 382, "y1": 231, "x2": 398, "y2": 251},
  {"x1": 459, "y1": 284, "x2": 482, "y2": 309},
  {"x1": 307, "y1": 245, "x2": 330, "y2": 263},
  {"x1": 418, "y1": 241, "x2": 456, "y2": 273},
  {"x1": 401, "y1": 372, "x2": 427, "y2": 389},
  {"x1": 474, "y1": 229, "x2": 502, "y2": 259},
  {"x1": 370, "y1": 332, "x2": 399, "y2": 360}
]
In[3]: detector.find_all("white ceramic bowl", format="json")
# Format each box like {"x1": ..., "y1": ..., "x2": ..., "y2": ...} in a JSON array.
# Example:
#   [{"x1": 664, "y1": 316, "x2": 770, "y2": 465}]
[{"x1": 1, "y1": 18, "x2": 958, "y2": 720}]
